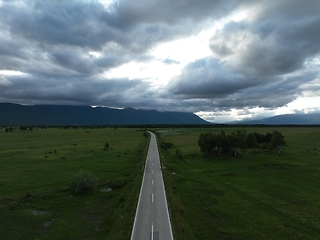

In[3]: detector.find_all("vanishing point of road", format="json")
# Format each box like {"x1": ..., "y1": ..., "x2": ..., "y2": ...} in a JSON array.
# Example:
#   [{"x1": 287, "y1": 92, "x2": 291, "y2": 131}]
[{"x1": 130, "y1": 131, "x2": 174, "y2": 240}]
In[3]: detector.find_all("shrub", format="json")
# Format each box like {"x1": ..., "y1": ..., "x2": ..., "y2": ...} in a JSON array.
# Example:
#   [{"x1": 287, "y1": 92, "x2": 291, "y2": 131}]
[
  {"x1": 160, "y1": 141, "x2": 174, "y2": 149},
  {"x1": 175, "y1": 149, "x2": 183, "y2": 159},
  {"x1": 143, "y1": 130, "x2": 149, "y2": 137},
  {"x1": 104, "y1": 143, "x2": 109, "y2": 149},
  {"x1": 69, "y1": 170, "x2": 98, "y2": 195},
  {"x1": 111, "y1": 177, "x2": 127, "y2": 189}
]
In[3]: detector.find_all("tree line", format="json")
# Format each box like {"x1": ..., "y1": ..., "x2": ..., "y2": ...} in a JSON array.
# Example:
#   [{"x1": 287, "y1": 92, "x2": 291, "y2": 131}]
[{"x1": 198, "y1": 130, "x2": 286, "y2": 157}]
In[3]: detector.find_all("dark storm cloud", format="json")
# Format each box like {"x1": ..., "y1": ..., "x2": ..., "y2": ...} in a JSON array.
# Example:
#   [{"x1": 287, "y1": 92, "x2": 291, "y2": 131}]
[
  {"x1": 0, "y1": 1, "x2": 119, "y2": 50},
  {"x1": 50, "y1": 50, "x2": 94, "y2": 75},
  {"x1": 101, "y1": 0, "x2": 240, "y2": 29},
  {"x1": 167, "y1": 58, "x2": 275, "y2": 99},
  {"x1": 169, "y1": 0, "x2": 320, "y2": 111},
  {"x1": 0, "y1": 0, "x2": 214, "y2": 74},
  {"x1": 0, "y1": 72, "x2": 149, "y2": 107},
  {"x1": 0, "y1": 0, "x2": 200, "y2": 110},
  {"x1": 1, "y1": 0, "x2": 236, "y2": 53},
  {"x1": 0, "y1": 0, "x2": 320, "y2": 117},
  {"x1": 167, "y1": 56, "x2": 320, "y2": 110},
  {"x1": 210, "y1": 17, "x2": 320, "y2": 77},
  {"x1": 241, "y1": 17, "x2": 320, "y2": 76},
  {"x1": 0, "y1": 38, "x2": 24, "y2": 58}
]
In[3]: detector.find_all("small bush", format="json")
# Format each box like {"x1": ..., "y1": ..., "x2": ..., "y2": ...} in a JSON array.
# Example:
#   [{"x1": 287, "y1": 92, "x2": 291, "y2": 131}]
[
  {"x1": 143, "y1": 130, "x2": 149, "y2": 137},
  {"x1": 119, "y1": 195, "x2": 125, "y2": 204},
  {"x1": 111, "y1": 177, "x2": 127, "y2": 189},
  {"x1": 104, "y1": 143, "x2": 109, "y2": 149},
  {"x1": 175, "y1": 149, "x2": 183, "y2": 159},
  {"x1": 160, "y1": 141, "x2": 174, "y2": 149},
  {"x1": 69, "y1": 170, "x2": 98, "y2": 195}
]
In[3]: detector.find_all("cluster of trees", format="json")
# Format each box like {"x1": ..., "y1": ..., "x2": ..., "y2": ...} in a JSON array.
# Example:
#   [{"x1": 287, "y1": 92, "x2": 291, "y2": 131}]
[
  {"x1": 4, "y1": 126, "x2": 34, "y2": 132},
  {"x1": 19, "y1": 126, "x2": 33, "y2": 131},
  {"x1": 5, "y1": 127, "x2": 15, "y2": 132},
  {"x1": 198, "y1": 130, "x2": 286, "y2": 157}
]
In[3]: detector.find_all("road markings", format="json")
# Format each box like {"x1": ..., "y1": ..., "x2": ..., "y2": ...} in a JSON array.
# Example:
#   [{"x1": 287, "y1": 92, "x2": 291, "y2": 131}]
[
  {"x1": 130, "y1": 145, "x2": 148, "y2": 240},
  {"x1": 131, "y1": 132, "x2": 174, "y2": 240},
  {"x1": 151, "y1": 223, "x2": 154, "y2": 240}
]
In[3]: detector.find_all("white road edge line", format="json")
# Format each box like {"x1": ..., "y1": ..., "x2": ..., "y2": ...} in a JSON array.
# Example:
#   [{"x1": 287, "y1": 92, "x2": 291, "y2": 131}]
[
  {"x1": 155, "y1": 140, "x2": 174, "y2": 239},
  {"x1": 130, "y1": 142, "x2": 150, "y2": 240}
]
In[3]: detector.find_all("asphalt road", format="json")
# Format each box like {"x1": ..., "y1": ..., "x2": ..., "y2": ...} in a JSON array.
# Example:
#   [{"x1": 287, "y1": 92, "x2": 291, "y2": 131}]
[{"x1": 130, "y1": 132, "x2": 174, "y2": 240}]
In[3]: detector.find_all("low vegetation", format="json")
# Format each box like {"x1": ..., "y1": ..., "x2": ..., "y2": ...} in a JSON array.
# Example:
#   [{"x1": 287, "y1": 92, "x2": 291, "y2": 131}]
[
  {"x1": 0, "y1": 128, "x2": 149, "y2": 240},
  {"x1": 158, "y1": 127, "x2": 320, "y2": 239},
  {"x1": 111, "y1": 177, "x2": 127, "y2": 190},
  {"x1": 160, "y1": 141, "x2": 174, "y2": 149},
  {"x1": 69, "y1": 170, "x2": 98, "y2": 195},
  {"x1": 2, "y1": 126, "x2": 320, "y2": 239},
  {"x1": 198, "y1": 129, "x2": 286, "y2": 157}
]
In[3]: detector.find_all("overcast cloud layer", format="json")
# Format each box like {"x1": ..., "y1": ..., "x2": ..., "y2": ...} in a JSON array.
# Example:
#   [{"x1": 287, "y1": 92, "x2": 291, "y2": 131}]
[{"x1": 1, "y1": 0, "x2": 320, "y2": 122}]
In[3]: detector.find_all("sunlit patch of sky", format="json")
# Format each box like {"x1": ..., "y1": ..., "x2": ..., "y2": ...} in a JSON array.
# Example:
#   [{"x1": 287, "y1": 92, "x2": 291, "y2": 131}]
[{"x1": 0, "y1": 70, "x2": 27, "y2": 76}]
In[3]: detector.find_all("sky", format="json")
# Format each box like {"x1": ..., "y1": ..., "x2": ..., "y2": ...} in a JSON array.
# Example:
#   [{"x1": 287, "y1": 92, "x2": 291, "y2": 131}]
[{"x1": 0, "y1": 0, "x2": 320, "y2": 123}]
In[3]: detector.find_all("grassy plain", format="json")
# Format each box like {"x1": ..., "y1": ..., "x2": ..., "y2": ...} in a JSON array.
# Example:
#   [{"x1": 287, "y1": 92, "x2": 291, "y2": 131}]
[
  {"x1": 2, "y1": 126, "x2": 320, "y2": 240},
  {"x1": 158, "y1": 127, "x2": 320, "y2": 240},
  {"x1": 0, "y1": 127, "x2": 149, "y2": 240}
]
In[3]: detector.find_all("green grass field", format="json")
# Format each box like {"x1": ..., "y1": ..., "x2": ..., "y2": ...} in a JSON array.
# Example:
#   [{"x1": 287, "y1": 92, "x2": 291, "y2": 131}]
[
  {"x1": 159, "y1": 127, "x2": 320, "y2": 240},
  {"x1": 0, "y1": 127, "x2": 149, "y2": 240},
  {"x1": 1, "y1": 126, "x2": 320, "y2": 239}
]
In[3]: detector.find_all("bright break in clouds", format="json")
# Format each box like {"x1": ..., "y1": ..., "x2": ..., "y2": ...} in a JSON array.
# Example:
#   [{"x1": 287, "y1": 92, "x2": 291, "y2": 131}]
[{"x1": 0, "y1": 0, "x2": 320, "y2": 122}]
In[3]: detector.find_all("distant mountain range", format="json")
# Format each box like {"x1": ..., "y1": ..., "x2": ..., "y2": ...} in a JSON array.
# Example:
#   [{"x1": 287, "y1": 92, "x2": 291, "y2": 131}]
[
  {"x1": 0, "y1": 103, "x2": 209, "y2": 125},
  {"x1": 234, "y1": 113, "x2": 320, "y2": 125}
]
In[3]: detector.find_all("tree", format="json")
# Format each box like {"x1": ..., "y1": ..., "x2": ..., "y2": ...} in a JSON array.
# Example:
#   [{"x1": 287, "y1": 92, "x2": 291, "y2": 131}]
[
  {"x1": 175, "y1": 149, "x2": 183, "y2": 159},
  {"x1": 143, "y1": 130, "x2": 149, "y2": 137},
  {"x1": 104, "y1": 142, "x2": 110, "y2": 150},
  {"x1": 235, "y1": 130, "x2": 247, "y2": 155},
  {"x1": 198, "y1": 130, "x2": 285, "y2": 158},
  {"x1": 265, "y1": 133, "x2": 273, "y2": 144},
  {"x1": 160, "y1": 141, "x2": 174, "y2": 149},
  {"x1": 214, "y1": 131, "x2": 227, "y2": 156},
  {"x1": 69, "y1": 170, "x2": 98, "y2": 195},
  {"x1": 198, "y1": 133, "x2": 216, "y2": 156},
  {"x1": 254, "y1": 132, "x2": 266, "y2": 146},
  {"x1": 5, "y1": 127, "x2": 14, "y2": 132},
  {"x1": 270, "y1": 130, "x2": 286, "y2": 153},
  {"x1": 227, "y1": 134, "x2": 238, "y2": 156},
  {"x1": 246, "y1": 133, "x2": 258, "y2": 148}
]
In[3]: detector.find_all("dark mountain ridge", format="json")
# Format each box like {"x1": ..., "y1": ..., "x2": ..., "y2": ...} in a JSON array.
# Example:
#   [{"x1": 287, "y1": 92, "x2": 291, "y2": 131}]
[
  {"x1": 234, "y1": 113, "x2": 320, "y2": 125},
  {"x1": 0, "y1": 103, "x2": 209, "y2": 125}
]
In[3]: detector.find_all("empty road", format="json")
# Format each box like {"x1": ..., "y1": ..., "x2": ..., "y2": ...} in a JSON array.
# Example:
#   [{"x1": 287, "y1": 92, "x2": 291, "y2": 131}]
[{"x1": 131, "y1": 131, "x2": 174, "y2": 240}]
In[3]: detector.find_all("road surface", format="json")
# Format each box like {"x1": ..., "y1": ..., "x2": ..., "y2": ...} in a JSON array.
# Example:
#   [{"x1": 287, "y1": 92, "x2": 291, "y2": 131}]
[{"x1": 131, "y1": 131, "x2": 174, "y2": 240}]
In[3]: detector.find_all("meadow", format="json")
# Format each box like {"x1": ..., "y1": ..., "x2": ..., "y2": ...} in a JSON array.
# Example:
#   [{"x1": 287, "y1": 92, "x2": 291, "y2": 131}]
[
  {"x1": 1, "y1": 126, "x2": 320, "y2": 240},
  {"x1": 158, "y1": 127, "x2": 320, "y2": 240},
  {"x1": 0, "y1": 127, "x2": 149, "y2": 240}
]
